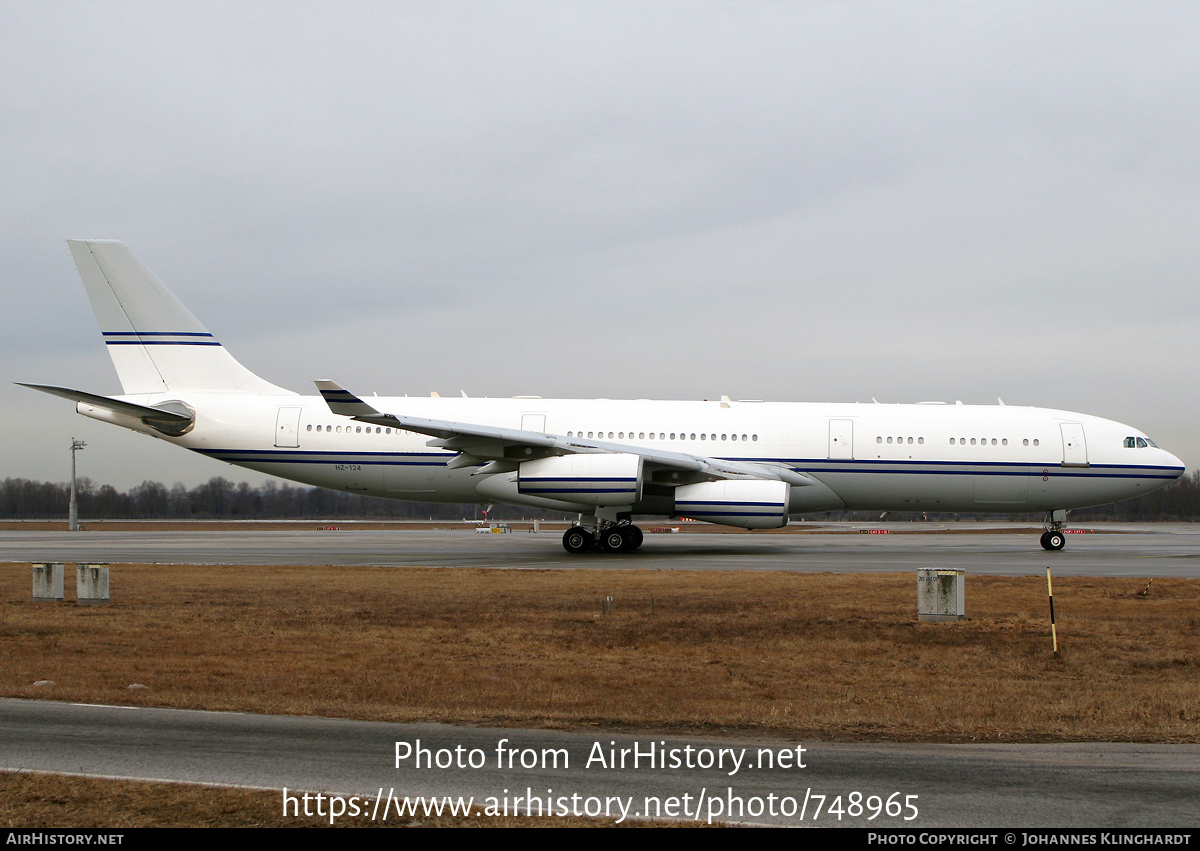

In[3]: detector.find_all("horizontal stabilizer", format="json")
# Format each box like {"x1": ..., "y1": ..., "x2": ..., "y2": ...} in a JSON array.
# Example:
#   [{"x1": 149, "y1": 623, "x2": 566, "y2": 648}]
[{"x1": 19, "y1": 383, "x2": 194, "y2": 435}]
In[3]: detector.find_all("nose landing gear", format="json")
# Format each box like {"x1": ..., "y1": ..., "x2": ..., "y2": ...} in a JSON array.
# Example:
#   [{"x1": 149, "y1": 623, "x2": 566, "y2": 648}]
[
  {"x1": 1040, "y1": 530, "x2": 1065, "y2": 551},
  {"x1": 1040, "y1": 510, "x2": 1067, "y2": 551}
]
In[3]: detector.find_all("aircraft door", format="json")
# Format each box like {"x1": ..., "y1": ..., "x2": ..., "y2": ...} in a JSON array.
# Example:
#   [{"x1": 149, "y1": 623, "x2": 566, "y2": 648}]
[
  {"x1": 275, "y1": 407, "x2": 302, "y2": 448},
  {"x1": 521, "y1": 414, "x2": 546, "y2": 433},
  {"x1": 1060, "y1": 423, "x2": 1088, "y2": 467},
  {"x1": 828, "y1": 419, "x2": 854, "y2": 460}
]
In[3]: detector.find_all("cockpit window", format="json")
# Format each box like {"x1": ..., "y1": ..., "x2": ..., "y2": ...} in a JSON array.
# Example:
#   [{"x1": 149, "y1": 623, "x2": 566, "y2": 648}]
[{"x1": 1125, "y1": 436, "x2": 1158, "y2": 448}]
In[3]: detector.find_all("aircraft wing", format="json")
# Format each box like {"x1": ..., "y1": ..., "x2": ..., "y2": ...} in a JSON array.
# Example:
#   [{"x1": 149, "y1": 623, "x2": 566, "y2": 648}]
[{"x1": 314, "y1": 380, "x2": 813, "y2": 485}]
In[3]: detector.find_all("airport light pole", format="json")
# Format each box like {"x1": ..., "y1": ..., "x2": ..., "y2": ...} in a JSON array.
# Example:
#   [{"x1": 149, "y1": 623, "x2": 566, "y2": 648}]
[{"x1": 68, "y1": 438, "x2": 86, "y2": 532}]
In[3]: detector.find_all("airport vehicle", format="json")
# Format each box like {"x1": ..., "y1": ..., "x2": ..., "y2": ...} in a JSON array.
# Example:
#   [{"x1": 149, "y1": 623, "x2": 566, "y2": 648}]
[{"x1": 24, "y1": 240, "x2": 1185, "y2": 553}]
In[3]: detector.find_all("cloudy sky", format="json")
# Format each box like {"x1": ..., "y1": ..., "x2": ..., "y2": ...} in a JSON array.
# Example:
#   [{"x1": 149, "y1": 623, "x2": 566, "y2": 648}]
[{"x1": 2, "y1": 2, "x2": 1198, "y2": 490}]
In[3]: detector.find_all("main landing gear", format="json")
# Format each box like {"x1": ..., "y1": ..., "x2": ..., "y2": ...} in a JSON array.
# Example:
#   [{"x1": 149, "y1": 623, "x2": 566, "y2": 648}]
[
  {"x1": 562, "y1": 522, "x2": 644, "y2": 554},
  {"x1": 1039, "y1": 509, "x2": 1067, "y2": 551}
]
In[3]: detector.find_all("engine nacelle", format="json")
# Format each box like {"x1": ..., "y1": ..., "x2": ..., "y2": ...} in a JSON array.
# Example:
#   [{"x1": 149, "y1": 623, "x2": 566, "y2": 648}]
[
  {"x1": 518, "y1": 453, "x2": 644, "y2": 507},
  {"x1": 673, "y1": 479, "x2": 791, "y2": 529}
]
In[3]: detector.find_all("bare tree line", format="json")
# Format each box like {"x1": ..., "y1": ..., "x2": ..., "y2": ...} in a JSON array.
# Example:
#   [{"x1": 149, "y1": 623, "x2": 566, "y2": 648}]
[
  {"x1": 4, "y1": 471, "x2": 1199, "y2": 523},
  {"x1": 0, "y1": 477, "x2": 569, "y2": 521}
]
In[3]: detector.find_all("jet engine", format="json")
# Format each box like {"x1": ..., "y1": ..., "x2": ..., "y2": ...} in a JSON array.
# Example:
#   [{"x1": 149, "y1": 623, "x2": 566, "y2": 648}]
[
  {"x1": 673, "y1": 479, "x2": 791, "y2": 529},
  {"x1": 517, "y1": 453, "x2": 644, "y2": 506}
]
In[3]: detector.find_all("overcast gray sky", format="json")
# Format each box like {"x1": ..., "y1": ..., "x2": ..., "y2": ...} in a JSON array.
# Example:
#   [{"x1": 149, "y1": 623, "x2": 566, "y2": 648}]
[{"x1": 3, "y1": 1, "x2": 1198, "y2": 490}]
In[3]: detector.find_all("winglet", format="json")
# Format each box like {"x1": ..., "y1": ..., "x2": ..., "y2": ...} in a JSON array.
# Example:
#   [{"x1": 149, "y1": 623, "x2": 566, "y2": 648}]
[{"x1": 314, "y1": 380, "x2": 382, "y2": 417}]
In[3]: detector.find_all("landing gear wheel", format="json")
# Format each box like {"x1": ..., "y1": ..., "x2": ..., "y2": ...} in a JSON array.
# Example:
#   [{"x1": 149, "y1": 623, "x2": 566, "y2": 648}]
[
  {"x1": 601, "y1": 528, "x2": 629, "y2": 553},
  {"x1": 626, "y1": 525, "x2": 644, "y2": 550},
  {"x1": 1040, "y1": 531, "x2": 1065, "y2": 551},
  {"x1": 562, "y1": 527, "x2": 593, "y2": 554}
]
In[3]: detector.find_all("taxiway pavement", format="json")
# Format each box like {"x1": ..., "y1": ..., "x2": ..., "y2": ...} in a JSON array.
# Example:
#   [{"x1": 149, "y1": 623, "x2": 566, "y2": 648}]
[{"x1": 2, "y1": 523, "x2": 1199, "y2": 577}]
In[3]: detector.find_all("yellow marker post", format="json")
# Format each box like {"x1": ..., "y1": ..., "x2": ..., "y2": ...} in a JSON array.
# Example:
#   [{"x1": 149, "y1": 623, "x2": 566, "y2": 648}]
[{"x1": 1046, "y1": 567, "x2": 1059, "y2": 657}]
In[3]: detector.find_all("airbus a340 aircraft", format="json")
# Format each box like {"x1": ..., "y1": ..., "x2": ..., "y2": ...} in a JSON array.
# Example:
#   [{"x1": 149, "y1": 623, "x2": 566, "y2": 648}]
[{"x1": 24, "y1": 240, "x2": 1184, "y2": 553}]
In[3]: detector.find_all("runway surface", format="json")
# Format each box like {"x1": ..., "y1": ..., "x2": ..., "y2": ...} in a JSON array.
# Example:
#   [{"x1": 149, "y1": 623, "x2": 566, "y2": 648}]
[
  {"x1": 2, "y1": 522, "x2": 1200, "y2": 576},
  {"x1": 3, "y1": 699, "x2": 1197, "y2": 827}
]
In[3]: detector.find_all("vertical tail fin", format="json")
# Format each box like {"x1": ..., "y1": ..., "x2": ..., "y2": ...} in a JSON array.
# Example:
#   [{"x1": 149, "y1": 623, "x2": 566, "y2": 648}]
[{"x1": 68, "y1": 240, "x2": 291, "y2": 396}]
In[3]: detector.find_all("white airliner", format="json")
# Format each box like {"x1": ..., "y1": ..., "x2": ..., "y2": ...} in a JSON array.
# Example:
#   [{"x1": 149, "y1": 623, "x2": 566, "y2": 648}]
[{"x1": 23, "y1": 240, "x2": 1185, "y2": 553}]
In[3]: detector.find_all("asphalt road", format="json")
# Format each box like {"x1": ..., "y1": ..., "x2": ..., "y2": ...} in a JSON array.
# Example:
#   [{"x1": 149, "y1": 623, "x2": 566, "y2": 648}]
[{"x1": 2, "y1": 699, "x2": 1197, "y2": 828}]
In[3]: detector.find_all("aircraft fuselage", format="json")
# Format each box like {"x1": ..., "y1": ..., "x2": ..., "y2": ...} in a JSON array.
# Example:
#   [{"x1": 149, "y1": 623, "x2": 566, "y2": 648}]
[{"x1": 75, "y1": 392, "x2": 1182, "y2": 516}]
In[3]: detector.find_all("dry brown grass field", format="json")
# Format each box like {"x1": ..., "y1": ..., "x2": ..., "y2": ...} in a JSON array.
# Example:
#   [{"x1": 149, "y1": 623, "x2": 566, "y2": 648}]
[{"x1": 2, "y1": 563, "x2": 1197, "y2": 742}]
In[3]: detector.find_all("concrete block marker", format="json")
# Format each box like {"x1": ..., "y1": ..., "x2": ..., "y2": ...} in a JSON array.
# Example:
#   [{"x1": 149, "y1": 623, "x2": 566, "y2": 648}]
[
  {"x1": 32, "y1": 563, "x2": 65, "y2": 602},
  {"x1": 76, "y1": 563, "x2": 110, "y2": 604},
  {"x1": 917, "y1": 568, "x2": 965, "y2": 622}
]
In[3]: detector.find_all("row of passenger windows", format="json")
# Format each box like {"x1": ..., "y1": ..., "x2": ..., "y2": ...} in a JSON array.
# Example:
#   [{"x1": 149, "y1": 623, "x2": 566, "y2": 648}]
[
  {"x1": 567, "y1": 431, "x2": 758, "y2": 442},
  {"x1": 302, "y1": 423, "x2": 1059, "y2": 451},
  {"x1": 308, "y1": 424, "x2": 397, "y2": 434},
  {"x1": 305, "y1": 423, "x2": 762, "y2": 443},
  {"x1": 877, "y1": 436, "x2": 1041, "y2": 447}
]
